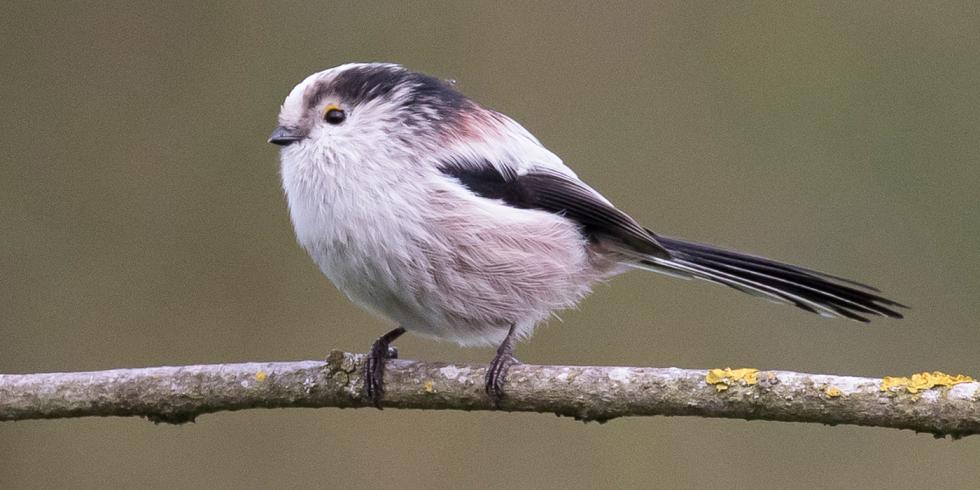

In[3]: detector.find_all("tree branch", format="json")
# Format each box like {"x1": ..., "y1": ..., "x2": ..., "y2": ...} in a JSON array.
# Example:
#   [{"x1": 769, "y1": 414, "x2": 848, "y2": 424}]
[{"x1": 1, "y1": 351, "x2": 977, "y2": 437}]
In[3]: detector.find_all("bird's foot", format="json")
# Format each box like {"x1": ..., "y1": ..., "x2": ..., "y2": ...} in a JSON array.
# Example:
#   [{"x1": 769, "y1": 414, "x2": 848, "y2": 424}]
[
  {"x1": 485, "y1": 323, "x2": 520, "y2": 408},
  {"x1": 485, "y1": 351, "x2": 520, "y2": 407},
  {"x1": 364, "y1": 326, "x2": 406, "y2": 409}
]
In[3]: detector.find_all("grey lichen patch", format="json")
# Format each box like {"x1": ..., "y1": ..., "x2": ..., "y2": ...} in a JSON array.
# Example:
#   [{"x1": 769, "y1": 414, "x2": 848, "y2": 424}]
[
  {"x1": 324, "y1": 350, "x2": 358, "y2": 374},
  {"x1": 439, "y1": 365, "x2": 464, "y2": 381},
  {"x1": 607, "y1": 367, "x2": 632, "y2": 384},
  {"x1": 757, "y1": 371, "x2": 780, "y2": 389},
  {"x1": 330, "y1": 370, "x2": 351, "y2": 385},
  {"x1": 302, "y1": 376, "x2": 318, "y2": 394},
  {"x1": 339, "y1": 355, "x2": 357, "y2": 374},
  {"x1": 322, "y1": 350, "x2": 358, "y2": 389}
]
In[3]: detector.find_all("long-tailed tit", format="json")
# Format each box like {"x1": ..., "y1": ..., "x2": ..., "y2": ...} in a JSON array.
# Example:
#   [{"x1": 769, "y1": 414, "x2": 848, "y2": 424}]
[{"x1": 269, "y1": 63, "x2": 904, "y2": 407}]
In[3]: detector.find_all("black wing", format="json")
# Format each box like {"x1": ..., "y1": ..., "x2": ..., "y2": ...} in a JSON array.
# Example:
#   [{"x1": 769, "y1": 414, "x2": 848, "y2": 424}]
[
  {"x1": 438, "y1": 157, "x2": 906, "y2": 322},
  {"x1": 438, "y1": 157, "x2": 670, "y2": 258}
]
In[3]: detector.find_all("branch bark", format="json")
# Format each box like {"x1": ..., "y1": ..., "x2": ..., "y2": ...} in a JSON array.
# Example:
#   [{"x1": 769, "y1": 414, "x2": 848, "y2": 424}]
[{"x1": 1, "y1": 351, "x2": 977, "y2": 437}]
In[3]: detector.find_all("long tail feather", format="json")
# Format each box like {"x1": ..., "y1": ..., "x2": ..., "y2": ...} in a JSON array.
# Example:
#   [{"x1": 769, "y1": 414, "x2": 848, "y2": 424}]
[{"x1": 642, "y1": 235, "x2": 906, "y2": 322}]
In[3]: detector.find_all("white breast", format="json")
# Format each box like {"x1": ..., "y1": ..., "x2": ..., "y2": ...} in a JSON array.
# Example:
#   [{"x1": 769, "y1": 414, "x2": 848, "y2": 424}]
[{"x1": 278, "y1": 132, "x2": 614, "y2": 347}]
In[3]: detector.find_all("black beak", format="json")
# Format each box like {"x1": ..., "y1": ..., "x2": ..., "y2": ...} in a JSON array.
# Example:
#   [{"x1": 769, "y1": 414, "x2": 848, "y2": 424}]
[{"x1": 268, "y1": 126, "x2": 302, "y2": 146}]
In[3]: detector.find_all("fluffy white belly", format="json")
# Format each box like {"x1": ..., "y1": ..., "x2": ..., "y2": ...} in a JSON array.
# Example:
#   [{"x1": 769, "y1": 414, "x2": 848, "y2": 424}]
[
  {"x1": 283, "y1": 158, "x2": 612, "y2": 346},
  {"x1": 311, "y1": 240, "x2": 444, "y2": 338}
]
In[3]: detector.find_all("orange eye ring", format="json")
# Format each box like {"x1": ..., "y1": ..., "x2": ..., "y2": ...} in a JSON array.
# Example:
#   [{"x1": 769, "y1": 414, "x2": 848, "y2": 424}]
[{"x1": 323, "y1": 104, "x2": 346, "y2": 125}]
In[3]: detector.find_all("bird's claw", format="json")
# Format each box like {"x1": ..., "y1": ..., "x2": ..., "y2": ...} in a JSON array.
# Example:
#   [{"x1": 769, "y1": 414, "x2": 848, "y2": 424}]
[
  {"x1": 485, "y1": 353, "x2": 519, "y2": 408},
  {"x1": 365, "y1": 347, "x2": 396, "y2": 409},
  {"x1": 364, "y1": 328, "x2": 405, "y2": 409}
]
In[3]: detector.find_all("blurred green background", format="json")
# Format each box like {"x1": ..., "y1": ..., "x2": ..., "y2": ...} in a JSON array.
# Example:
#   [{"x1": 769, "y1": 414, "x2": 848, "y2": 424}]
[{"x1": 2, "y1": 1, "x2": 979, "y2": 488}]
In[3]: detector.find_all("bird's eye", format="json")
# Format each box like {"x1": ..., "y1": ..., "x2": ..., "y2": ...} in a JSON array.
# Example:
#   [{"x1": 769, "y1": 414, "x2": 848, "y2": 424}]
[{"x1": 323, "y1": 104, "x2": 346, "y2": 125}]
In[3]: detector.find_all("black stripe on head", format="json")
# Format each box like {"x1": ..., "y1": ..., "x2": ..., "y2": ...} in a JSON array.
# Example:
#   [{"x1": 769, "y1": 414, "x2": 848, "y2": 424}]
[
  {"x1": 438, "y1": 157, "x2": 670, "y2": 258},
  {"x1": 328, "y1": 65, "x2": 408, "y2": 107},
  {"x1": 320, "y1": 65, "x2": 471, "y2": 123}
]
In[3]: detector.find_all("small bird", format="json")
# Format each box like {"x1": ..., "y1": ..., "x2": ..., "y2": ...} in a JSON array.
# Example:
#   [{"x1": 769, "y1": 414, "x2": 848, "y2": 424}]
[{"x1": 269, "y1": 63, "x2": 905, "y2": 407}]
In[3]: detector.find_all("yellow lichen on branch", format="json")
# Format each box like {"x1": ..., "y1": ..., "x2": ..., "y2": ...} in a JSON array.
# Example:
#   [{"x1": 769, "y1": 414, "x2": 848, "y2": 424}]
[
  {"x1": 705, "y1": 368, "x2": 759, "y2": 392},
  {"x1": 1, "y1": 356, "x2": 980, "y2": 437},
  {"x1": 880, "y1": 371, "x2": 974, "y2": 394}
]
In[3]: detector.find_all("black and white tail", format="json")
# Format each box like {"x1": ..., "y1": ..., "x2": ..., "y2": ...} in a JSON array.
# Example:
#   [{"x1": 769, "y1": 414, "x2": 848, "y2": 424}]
[{"x1": 639, "y1": 235, "x2": 906, "y2": 322}]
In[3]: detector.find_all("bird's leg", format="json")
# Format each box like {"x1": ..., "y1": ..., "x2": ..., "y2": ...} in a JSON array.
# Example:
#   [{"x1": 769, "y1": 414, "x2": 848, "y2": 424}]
[
  {"x1": 365, "y1": 326, "x2": 406, "y2": 409},
  {"x1": 485, "y1": 323, "x2": 520, "y2": 407}
]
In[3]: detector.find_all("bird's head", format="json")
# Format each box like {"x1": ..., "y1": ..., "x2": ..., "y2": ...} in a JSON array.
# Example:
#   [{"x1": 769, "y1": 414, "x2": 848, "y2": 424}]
[{"x1": 269, "y1": 63, "x2": 488, "y2": 161}]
